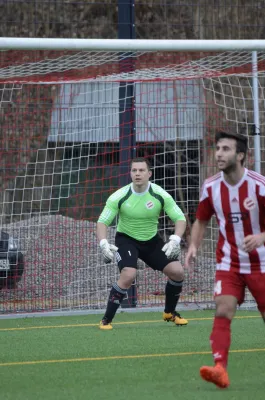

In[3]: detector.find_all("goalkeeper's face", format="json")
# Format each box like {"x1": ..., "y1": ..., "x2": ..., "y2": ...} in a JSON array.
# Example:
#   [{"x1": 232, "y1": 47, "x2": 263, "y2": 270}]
[{"x1": 130, "y1": 162, "x2": 152, "y2": 189}]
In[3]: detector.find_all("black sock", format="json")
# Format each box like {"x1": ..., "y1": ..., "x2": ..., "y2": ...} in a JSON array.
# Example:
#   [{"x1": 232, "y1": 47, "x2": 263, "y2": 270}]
[
  {"x1": 164, "y1": 279, "x2": 183, "y2": 313},
  {"x1": 103, "y1": 283, "x2": 127, "y2": 323}
]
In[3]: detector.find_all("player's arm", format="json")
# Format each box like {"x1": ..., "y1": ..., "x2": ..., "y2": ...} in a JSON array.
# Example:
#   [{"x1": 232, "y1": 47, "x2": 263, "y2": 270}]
[
  {"x1": 189, "y1": 219, "x2": 208, "y2": 249},
  {"x1": 184, "y1": 219, "x2": 209, "y2": 269},
  {"x1": 97, "y1": 197, "x2": 119, "y2": 263},
  {"x1": 161, "y1": 192, "x2": 186, "y2": 259},
  {"x1": 184, "y1": 182, "x2": 214, "y2": 269},
  {"x1": 243, "y1": 183, "x2": 265, "y2": 252},
  {"x1": 184, "y1": 219, "x2": 209, "y2": 266}
]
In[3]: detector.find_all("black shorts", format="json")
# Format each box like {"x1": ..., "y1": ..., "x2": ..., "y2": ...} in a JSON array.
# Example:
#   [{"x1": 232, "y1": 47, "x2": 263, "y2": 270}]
[{"x1": 115, "y1": 232, "x2": 179, "y2": 272}]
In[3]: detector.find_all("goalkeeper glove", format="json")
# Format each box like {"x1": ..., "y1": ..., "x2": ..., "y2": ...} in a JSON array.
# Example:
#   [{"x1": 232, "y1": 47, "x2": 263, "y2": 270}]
[
  {"x1": 99, "y1": 239, "x2": 118, "y2": 263},
  {"x1": 162, "y1": 235, "x2": 181, "y2": 259}
]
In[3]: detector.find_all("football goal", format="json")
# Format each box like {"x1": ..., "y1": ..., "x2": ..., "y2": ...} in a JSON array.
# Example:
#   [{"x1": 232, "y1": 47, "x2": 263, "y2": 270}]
[{"x1": 0, "y1": 38, "x2": 264, "y2": 315}]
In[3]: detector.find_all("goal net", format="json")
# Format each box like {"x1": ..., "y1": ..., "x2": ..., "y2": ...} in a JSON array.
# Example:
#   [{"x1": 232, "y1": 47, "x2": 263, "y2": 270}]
[{"x1": 0, "y1": 43, "x2": 264, "y2": 314}]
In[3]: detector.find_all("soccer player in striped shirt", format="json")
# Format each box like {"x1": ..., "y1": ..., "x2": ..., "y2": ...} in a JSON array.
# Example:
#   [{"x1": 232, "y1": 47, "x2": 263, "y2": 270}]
[
  {"x1": 97, "y1": 157, "x2": 188, "y2": 330},
  {"x1": 185, "y1": 131, "x2": 265, "y2": 389}
]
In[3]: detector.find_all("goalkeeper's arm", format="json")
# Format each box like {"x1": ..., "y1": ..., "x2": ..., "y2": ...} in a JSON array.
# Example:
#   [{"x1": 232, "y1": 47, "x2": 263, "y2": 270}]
[
  {"x1": 97, "y1": 221, "x2": 108, "y2": 243},
  {"x1": 162, "y1": 219, "x2": 187, "y2": 259},
  {"x1": 96, "y1": 222, "x2": 118, "y2": 263},
  {"x1": 173, "y1": 219, "x2": 186, "y2": 240}
]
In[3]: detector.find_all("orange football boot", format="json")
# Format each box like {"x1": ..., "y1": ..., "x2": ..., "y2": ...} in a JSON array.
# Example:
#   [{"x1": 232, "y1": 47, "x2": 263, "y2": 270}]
[
  {"x1": 163, "y1": 311, "x2": 188, "y2": 326},
  {"x1": 200, "y1": 363, "x2": 230, "y2": 389},
  {"x1": 99, "y1": 318, "x2": 113, "y2": 330}
]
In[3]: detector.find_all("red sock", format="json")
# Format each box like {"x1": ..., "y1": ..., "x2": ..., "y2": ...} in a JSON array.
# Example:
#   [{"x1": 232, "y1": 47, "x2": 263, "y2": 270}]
[{"x1": 210, "y1": 316, "x2": 231, "y2": 368}]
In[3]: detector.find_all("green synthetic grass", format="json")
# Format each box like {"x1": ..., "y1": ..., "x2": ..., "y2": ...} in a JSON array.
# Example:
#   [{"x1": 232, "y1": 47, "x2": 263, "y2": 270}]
[{"x1": 0, "y1": 310, "x2": 264, "y2": 400}]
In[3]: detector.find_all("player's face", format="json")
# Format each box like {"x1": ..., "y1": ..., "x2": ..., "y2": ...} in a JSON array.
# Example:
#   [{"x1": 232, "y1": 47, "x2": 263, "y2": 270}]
[
  {"x1": 215, "y1": 138, "x2": 243, "y2": 174},
  {"x1": 130, "y1": 162, "x2": 152, "y2": 188}
]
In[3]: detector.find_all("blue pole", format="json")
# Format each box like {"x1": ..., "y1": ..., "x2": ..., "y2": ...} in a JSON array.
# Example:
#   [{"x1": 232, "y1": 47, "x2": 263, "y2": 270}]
[{"x1": 118, "y1": 0, "x2": 137, "y2": 308}]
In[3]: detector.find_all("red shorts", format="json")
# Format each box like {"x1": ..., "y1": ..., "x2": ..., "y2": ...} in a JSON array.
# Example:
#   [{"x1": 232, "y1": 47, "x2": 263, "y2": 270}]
[{"x1": 214, "y1": 270, "x2": 265, "y2": 312}]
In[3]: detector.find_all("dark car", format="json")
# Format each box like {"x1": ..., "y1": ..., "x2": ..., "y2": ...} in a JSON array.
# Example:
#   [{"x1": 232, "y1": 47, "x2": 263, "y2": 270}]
[{"x1": 0, "y1": 231, "x2": 24, "y2": 290}]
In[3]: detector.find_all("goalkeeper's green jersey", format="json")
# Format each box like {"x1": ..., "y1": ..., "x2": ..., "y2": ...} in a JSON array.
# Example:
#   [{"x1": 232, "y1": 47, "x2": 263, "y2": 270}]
[{"x1": 97, "y1": 182, "x2": 186, "y2": 241}]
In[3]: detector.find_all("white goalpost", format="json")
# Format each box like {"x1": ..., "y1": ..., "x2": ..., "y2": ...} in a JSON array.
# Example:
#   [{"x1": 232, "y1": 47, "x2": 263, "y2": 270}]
[{"x1": 0, "y1": 39, "x2": 264, "y2": 316}]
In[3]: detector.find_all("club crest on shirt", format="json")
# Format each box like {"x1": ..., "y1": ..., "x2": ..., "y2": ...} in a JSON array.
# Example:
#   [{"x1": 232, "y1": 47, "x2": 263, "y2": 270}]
[
  {"x1": 146, "y1": 201, "x2": 154, "y2": 209},
  {"x1": 243, "y1": 197, "x2": 256, "y2": 211}
]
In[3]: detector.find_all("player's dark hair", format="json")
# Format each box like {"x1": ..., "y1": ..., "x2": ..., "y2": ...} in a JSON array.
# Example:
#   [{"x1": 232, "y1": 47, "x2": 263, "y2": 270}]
[
  {"x1": 215, "y1": 131, "x2": 248, "y2": 165},
  {"x1": 130, "y1": 157, "x2": 151, "y2": 170}
]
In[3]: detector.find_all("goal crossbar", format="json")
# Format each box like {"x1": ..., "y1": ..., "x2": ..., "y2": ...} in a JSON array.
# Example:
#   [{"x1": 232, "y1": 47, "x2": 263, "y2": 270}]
[{"x1": 1, "y1": 38, "x2": 265, "y2": 52}]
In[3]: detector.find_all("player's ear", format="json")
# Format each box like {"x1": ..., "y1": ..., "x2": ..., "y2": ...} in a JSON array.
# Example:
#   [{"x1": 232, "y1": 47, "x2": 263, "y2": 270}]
[
  {"x1": 149, "y1": 170, "x2": 152, "y2": 178},
  {"x1": 237, "y1": 152, "x2": 244, "y2": 162}
]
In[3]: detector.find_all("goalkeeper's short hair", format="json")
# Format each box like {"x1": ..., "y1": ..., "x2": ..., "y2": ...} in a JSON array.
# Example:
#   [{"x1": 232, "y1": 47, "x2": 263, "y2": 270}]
[{"x1": 130, "y1": 157, "x2": 151, "y2": 170}]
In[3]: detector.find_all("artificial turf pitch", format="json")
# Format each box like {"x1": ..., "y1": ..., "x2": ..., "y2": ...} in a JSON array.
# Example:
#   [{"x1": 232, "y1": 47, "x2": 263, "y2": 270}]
[{"x1": 0, "y1": 310, "x2": 264, "y2": 400}]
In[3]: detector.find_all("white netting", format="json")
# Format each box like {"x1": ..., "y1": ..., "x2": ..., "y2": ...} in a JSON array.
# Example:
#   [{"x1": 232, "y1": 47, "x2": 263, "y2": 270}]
[
  {"x1": 0, "y1": 51, "x2": 146, "y2": 81},
  {"x1": 1, "y1": 50, "x2": 265, "y2": 82},
  {"x1": 88, "y1": 52, "x2": 265, "y2": 82},
  {"x1": 0, "y1": 48, "x2": 262, "y2": 313}
]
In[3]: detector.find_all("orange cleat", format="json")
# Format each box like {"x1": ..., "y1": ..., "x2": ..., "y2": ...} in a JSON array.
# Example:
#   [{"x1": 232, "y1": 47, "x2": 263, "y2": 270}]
[
  {"x1": 200, "y1": 363, "x2": 230, "y2": 389},
  {"x1": 163, "y1": 311, "x2": 188, "y2": 326},
  {"x1": 99, "y1": 319, "x2": 113, "y2": 330}
]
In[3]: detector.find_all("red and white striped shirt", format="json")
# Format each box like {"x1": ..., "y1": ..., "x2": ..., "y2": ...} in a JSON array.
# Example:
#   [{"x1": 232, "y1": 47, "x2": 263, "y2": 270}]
[{"x1": 196, "y1": 168, "x2": 265, "y2": 273}]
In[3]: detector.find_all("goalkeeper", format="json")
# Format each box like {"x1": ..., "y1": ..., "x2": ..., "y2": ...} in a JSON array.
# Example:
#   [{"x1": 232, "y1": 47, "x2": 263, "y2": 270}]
[{"x1": 97, "y1": 157, "x2": 188, "y2": 330}]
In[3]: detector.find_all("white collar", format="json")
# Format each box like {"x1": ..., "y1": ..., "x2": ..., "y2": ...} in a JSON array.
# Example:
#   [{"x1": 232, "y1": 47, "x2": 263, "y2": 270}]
[{"x1": 131, "y1": 181, "x2": 151, "y2": 195}]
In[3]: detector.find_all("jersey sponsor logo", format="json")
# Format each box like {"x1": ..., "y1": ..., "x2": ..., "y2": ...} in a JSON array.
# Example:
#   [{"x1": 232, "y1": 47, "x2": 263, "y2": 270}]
[
  {"x1": 227, "y1": 212, "x2": 248, "y2": 224},
  {"x1": 145, "y1": 201, "x2": 154, "y2": 209},
  {"x1": 243, "y1": 197, "x2": 256, "y2": 211}
]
